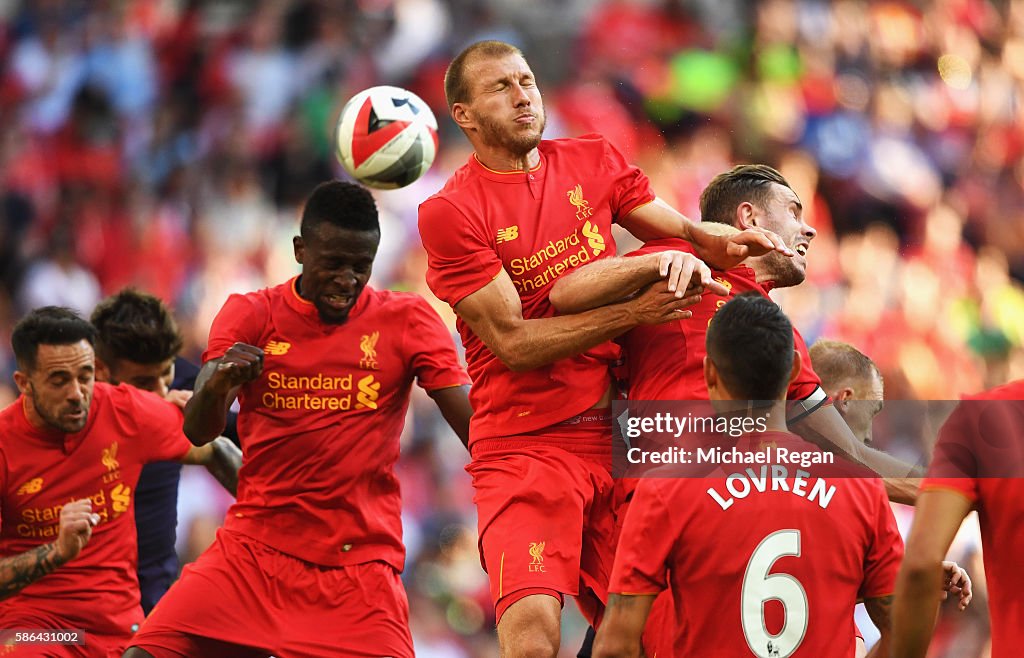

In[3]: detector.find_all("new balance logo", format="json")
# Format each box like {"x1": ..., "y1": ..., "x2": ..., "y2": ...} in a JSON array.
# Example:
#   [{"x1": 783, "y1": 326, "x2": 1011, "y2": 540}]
[
  {"x1": 16, "y1": 478, "x2": 43, "y2": 495},
  {"x1": 264, "y1": 340, "x2": 291, "y2": 356},
  {"x1": 496, "y1": 226, "x2": 519, "y2": 243}
]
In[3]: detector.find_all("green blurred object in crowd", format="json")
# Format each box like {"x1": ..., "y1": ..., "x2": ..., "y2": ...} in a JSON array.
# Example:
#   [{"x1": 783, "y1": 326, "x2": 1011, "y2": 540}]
[{"x1": 666, "y1": 49, "x2": 740, "y2": 113}]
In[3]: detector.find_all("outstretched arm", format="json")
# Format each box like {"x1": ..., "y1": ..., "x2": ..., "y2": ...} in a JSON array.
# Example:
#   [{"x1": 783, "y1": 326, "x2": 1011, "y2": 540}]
[
  {"x1": 184, "y1": 343, "x2": 263, "y2": 445},
  {"x1": 0, "y1": 500, "x2": 99, "y2": 601},
  {"x1": 791, "y1": 405, "x2": 924, "y2": 504},
  {"x1": 549, "y1": 250, "x2": 717, "y2": 315},
  {"x1": 619, "y1": 197, "x2": 792, "y2": 269},
  {"x1": 455, "y1": 269, "x2": 694, "y2": 373}
]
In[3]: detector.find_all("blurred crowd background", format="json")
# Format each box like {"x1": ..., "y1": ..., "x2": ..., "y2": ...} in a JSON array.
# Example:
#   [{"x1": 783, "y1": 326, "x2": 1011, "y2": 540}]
[{"x1": 1, "y1": 0, "x2": 1020, "y2": 655}]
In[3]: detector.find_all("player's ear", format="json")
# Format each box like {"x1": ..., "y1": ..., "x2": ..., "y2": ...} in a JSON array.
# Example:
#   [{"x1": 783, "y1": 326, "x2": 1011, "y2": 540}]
[
  {"x1": 12, "y1": 369, "x2": 30, "y2": 396},
  {"x1": 735, "y1": 201, "x2": 756, "y2": 230},
  {"x1": 451, "y1": 103, "x2": 473, "y2": 131},
  {"x1": 789, "y1": 350, "x2": 802, "y2": 385},
  {"x1": 834, "y1": 386, "x2": 854, "y2": 413},
  {"x1": 293, "y1": 235, "x2": 305, "y2": 265},
  {"x1": 94, "y1": 357, "x2": 111, "y2": 384},
  {"x1": 703, "y1": 355, "x2": 718, "y2": 394}
]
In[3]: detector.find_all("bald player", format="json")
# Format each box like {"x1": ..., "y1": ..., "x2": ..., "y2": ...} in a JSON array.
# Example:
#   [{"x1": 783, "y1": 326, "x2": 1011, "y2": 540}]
[{"x1": 809, "y1": 340, "x2": 885, "y2": 447}]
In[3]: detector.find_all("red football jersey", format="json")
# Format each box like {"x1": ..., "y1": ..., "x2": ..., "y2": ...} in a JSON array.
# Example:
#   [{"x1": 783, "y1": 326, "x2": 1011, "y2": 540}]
[
  {"x1": 621, "y1": 238, "x2": 824, "y2": 405},
  {"x1": 418, "y1": 135, "x2": 655, "y2": 442},
  {"x1": 0, "y1": 384, "x2": 191, "y2": 637},
  {"x1": 610, "y1": 431, "x2": 902, "y2": 657},
  {"x1": 203, "y1": 280, "x2": 470, "y2": 569},
  {"x1": 923, "y1": 379, "x2": 1024, "y2": 656}
]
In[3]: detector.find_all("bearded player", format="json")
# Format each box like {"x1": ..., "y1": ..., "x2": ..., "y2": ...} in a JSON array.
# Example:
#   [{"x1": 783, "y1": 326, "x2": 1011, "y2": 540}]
[
  {"x1": 0, "y1": 307, "x2": 224, "y2": 657},
  {"x1": 418, "y1": 40, "x2": 791, "y2": 656},
  {"x1": 124, "y1": 181, "x2": 472, "y2": 658},
  {"x1": 550, "y1": 165, "x2": 921, "y2": 498}
]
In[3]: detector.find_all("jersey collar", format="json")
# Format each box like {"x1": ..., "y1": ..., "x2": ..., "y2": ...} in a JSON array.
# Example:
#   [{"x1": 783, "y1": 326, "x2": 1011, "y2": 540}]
[{"x1": 469, "y1": 151, "x2": 546, "y2": 184}]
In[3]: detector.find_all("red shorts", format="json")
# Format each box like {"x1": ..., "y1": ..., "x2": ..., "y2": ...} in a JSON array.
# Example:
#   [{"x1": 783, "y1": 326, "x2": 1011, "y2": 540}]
[
  {"x1": 468, "y1": 415, "x2": 617, "y2": 626},
  {"x1": 129, "y1": 529, "x2": 413, "y2": 658}
]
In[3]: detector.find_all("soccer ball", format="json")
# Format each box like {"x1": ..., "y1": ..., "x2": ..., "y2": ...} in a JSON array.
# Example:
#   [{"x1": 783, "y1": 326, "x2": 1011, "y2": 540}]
[{"x1": 334, "y1": 86, "x2": 439, "y2": 190}]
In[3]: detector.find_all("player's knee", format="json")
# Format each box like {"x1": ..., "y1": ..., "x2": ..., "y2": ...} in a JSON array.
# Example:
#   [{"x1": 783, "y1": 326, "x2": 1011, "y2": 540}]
[
  {"x1": 501, "y1": 632, "x2": 559, "y2": 658},
  {"x1": 122, "y1": 649, "x2": 156, "y2": 658},
  {"x1": 498, "y1": 594, "x2": 560, "y2": 658}
]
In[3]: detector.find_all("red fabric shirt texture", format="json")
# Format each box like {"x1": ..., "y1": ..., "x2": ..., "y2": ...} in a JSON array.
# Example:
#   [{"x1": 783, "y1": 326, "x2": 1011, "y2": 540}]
[
  {"x1": 610, "y1": 431, "x2": 903, "y2": 657},
  {"x1": 418, "y1": 135, "x2": 655, "y2": 443},
  {"x1": 0, "y1": 383, "x2": 191, "y2": 636},
  {"x1": 203, "y1": 279, "x2": 469, "y2": 570},
  {"x1": 621, "y1": 238, "x2": 823, "y2": 403},
  {"x1": 923, "y1": 379, "x2": 1024, "y2": 656}
]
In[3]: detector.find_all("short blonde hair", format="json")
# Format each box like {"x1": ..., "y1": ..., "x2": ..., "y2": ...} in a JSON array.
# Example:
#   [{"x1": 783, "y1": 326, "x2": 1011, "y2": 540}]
[{"x1": 444, "y1": 40, "x2": 525, "y2": 110}]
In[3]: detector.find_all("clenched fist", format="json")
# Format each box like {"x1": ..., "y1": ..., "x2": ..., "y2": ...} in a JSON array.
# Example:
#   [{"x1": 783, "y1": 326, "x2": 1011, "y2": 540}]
[
  {"x1": 209, "y1": 343, "x2": 264, "y2": 394},
  {"x1": 55, "y1": 499, "x2": 101, "y2": 563}
]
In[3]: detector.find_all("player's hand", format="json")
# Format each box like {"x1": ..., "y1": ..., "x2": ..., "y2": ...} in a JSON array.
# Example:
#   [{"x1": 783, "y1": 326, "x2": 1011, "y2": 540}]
[
  {"x1": 647, "y1": 251, "x2": 728, "y2": 297},
  {"x1": 628, "y1": 281, "x2": 703, "y2": 325},
  {"x1": 688, "y1": 222, "x2": 792, "y2": 271},
  {"x1": 940, "y1": 560, "x2": 973, "y2": 610},
  {"x1": 165, "y1": 389, "x2": 193, "y2": 409},
  {"x1": 55, "y1": 499, "x2": 101, "y2": 563},
  {"x1": 210, "y1": 343, "x2": 264, "y2": 393}
]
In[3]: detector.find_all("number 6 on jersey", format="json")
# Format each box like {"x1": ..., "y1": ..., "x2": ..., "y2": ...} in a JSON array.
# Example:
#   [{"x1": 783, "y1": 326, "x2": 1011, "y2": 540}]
[{"x1": 742, "y1": 530, "x2": 808, "y2": 658}]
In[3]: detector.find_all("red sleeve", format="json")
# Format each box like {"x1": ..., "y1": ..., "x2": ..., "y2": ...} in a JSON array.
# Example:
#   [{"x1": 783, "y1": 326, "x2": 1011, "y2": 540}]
[
  {"x1": 625, "y1": 238, "x2": 694, "y2": 259},
  {"x1": 859, "y1": 482, "x2": 904, "y2": 599},
  {"x1": 594, "y1": 134, "x2": 656, "y2": 219},
  {"x1": 126, "y1": 388, "x2": 193, "y2": 463},
  {"x1": 418, "y1": 197, "x2": 503, "y2": 307},
  {"x1": 789, "y1": 327, "x2": 824, "y2": 401},
  {"x1": 922, "y1": 399, "x2": 981, "y2": 502},
  {"x1": 202, "y1": 293, "x2": 269, "y2": 363},
  {"x1": 609, "y1": 479, "x2": 680, "y2": 594},
  {"x1": 402, "y1": 296, "x2": 472, "y2": 391}
]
